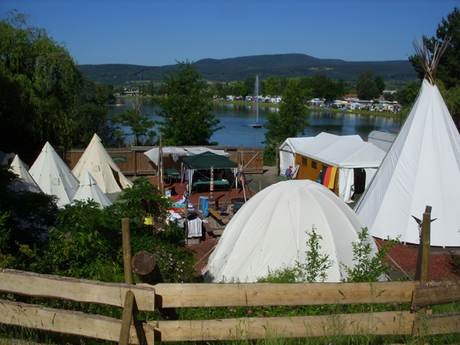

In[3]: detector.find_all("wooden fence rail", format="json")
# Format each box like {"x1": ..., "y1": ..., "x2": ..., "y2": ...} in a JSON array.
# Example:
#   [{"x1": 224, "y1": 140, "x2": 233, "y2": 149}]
[
  {"x1": 1, "y1": 269, "x2": 459, "y2": 343},
  {"x1": 0, "y1": 209, "x2": 459, "y2": 343}
]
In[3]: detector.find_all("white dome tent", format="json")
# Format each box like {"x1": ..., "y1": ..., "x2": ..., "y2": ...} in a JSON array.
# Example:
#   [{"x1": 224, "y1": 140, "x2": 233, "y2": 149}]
[
  {"x1": 9, "y1": 155, "x2": 42, "y2": 193},
  {"x1": 72, "y1": 171, "x2": 112, "y2": 208},
  {"x1": 73, "y1": 134, "x2": 132, "y2": 194},
  {"x1": 205, "y1": 180, "x2": 376, "y2": 282},
  {"x1": 29, "y1": 142, "x2": 79, "y2": 207}
]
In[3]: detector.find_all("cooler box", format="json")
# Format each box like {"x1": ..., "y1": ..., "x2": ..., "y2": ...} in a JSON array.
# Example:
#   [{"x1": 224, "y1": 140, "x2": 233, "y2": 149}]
[{"x1": 199, "y1": 196, "x2": 209, "y2": 217}]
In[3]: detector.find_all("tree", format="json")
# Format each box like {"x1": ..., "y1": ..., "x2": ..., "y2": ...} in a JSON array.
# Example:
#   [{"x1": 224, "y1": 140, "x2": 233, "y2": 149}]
[
  {"x1": 409, "y1": 7, "x2": 460, "y2": 89},
  {"x1": 112, "y1": 99, "x2": 155, "y2": 145},
  {"x1": 375, "y1": 76, "x2": 385, "y2": 94},
  {"x1": 311, "y1": 75, "x2": 345, "y2": 101},
  {"x1": 356, "y1": 71, "x2": 381, "y2": 100},
  {"x1": 265, "y1": 80, "x2": 307, "y2": 159},
  {"x1": 262, "y1": 76, "x2": 288, "y2": 96},
  {"x1": 409, "y1": 7, "x2": 460, "y2": 123},
  {"x1": 158, "y1": 63, "x2": 221, "y2": 145},
  {"x1": 0, "y1": 15, "x2": 112, "y2": 162},
  {"x1": 396, "y1": 81, "x2": 421, "y2": 106}
]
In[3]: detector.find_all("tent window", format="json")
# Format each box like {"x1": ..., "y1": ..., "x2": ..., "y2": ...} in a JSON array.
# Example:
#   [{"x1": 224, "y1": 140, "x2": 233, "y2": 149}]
[
  {"x1": 311, "y1": 160, "x2": 317, "y2": 169},
  {"x1": 302, "y1": 157, "x2": 308, "y2": 166}
]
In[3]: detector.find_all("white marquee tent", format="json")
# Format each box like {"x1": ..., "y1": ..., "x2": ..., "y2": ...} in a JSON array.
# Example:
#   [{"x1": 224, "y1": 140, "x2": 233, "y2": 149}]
[
  {"x1": 279, "y1": 133, "x2": 385, "y2": 202},
  {"x1": 144, "y1": 146, "x2": 229, "y2": 166},
  {"x1": 73, "y1": 134, "x2": 132, "y2": 194},
  {"x1": 29, "y1": 142, "x2": 79, "y2": 207},
  {"x1": 72, "y1": 171, "x2": 112, "y2": 208},
  {"x1": 355, "y1": 79, "x2": 460, "y2": 247},
  {"x1": 204, "y1": 180, "x2": 376, "y2": 282},
  {"x1": 367, "y1": 130, "x2": 397, "y2": 152},
  {"x1": 9, "y1": 155, "x2": 42, "y2": 193}
]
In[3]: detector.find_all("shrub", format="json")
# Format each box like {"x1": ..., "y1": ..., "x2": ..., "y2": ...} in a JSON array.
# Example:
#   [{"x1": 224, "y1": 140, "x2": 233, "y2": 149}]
[
  {"x1": 111, "y1": 177, "x2": 171, "y2": 228},
  {"x1": 260, "y1": 227, "x2": 332, "y2": 283},
  {"x1": 343, "y1": 228, "x2": 396, "y2": 282}
]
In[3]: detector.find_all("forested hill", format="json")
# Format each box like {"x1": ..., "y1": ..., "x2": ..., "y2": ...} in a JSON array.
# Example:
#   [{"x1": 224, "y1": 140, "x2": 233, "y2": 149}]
[{"x1": 78, "y1": 53, "x2": 416, "y2": 84}]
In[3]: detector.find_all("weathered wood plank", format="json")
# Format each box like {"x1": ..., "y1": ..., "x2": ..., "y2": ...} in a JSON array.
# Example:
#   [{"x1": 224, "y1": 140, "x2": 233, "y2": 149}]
[
  {"x1": 0, "y1": 269, "x2": 155, "y2": 311},
  {"x1": 154, "y1": 311, "x2": 415, "y2": 341},
  {"x1": 119, "y1": 291, "x2": 135, "y2": 345},
  {"x1": 413, "y1": 281, "x2": 460, "y2": 308},
  {"x1": 414, "y1": 313, "x2": 460, "y2": 336},
  {"x1": 0, "y1": 299, "x2": 154, "y2": 345},
  {"x1": 153, "y1": 281, "x2": 416, "y2": 308}
]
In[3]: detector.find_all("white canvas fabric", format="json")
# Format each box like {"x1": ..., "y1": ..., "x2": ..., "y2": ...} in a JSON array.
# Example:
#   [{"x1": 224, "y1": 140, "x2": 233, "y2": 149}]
[
  {"x1": 9, "y1": 155, "x2": 42, "y2": 193},
  {"x1": 29, "y1": 142, "x2": 79, "y2": 207},
  {"x1": 367, "y1": 130, "x2": 397, "y2": 152},
  {"x1": 279, "y1": 133, "x2": 385, "y2": 202},
  {"x1": 73, "y1": 134, "x2": 132, "y2": 194},
  {"x1": 356, "y1": 80, "x2": 460, "y2": 247},
  {"x1": 72, "y1": 171, "x2": 112, "y2": 208},
  {"x1": 144, "y1": 146, "x2": 229, "y2": 166},
  {"x1": 205, "y1": 180, "x2": 375, "y2": 282}
]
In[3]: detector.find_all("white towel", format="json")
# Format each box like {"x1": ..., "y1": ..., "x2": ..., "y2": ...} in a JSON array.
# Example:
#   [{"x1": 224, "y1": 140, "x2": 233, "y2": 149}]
[{"x1": 187, "y1": 218, "x2": 202, "y2": 238}]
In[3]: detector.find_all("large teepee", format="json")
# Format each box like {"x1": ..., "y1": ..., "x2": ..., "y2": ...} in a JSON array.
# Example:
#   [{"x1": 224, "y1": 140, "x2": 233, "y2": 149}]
[
  {"x1": 356, "y1": 42, "x2": 460, "y2": 247},
  {"x1": 205, "y1": 180, "x2": 376, "y2": 282},
  {"x1": 29, "y1": 142, "x2": 79, "y2": 207},
  {"x1": 9, "y1": 155, "x2": 42, "y2": 193},
  {"x1": 72, "y1": 134, "x2": 132, "y2": 194},
  {"x1": 72, "y1": 171, "x2": 112, "y2": 208}
]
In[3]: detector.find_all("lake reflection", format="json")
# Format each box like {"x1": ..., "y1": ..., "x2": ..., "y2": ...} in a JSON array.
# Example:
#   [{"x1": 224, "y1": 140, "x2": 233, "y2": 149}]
[{"x1": 109, "y1": 101, "x2": 400, "y2": 147}]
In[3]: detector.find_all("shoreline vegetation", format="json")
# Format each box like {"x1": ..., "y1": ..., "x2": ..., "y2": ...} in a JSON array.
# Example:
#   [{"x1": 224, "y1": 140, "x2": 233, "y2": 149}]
[{"x1": 116, "y1": 96, "x2": 405, "y2": 118}]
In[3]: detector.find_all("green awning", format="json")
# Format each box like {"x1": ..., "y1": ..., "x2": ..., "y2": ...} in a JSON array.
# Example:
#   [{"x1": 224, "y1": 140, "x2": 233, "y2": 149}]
[{"x1": 182, "y1": 152, "x2": 237, "y2": 169}]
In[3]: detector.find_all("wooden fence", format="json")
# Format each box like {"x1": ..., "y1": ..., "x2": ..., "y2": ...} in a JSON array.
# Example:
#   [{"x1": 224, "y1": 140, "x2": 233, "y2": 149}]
[
  {"x1": 0, "y1": 210, "x2": 459, "y2": 344},
  {"x1": 65, "y1": 146, "x2": 264, "y2": 176},
  {"x1": 0, "y1": 270, "x2": 459, "y2": 344}
]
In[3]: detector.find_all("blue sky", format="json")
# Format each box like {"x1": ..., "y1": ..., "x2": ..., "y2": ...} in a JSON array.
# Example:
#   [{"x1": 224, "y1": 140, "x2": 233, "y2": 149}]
[{"x1": 1, "y1": 0, "x2": 457, "y2": 65}]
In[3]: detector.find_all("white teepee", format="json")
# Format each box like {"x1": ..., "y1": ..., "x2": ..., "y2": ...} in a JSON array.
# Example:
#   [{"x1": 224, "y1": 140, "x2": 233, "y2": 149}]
[
  {"x1": 73, "y1": 134, "x2": 132, "y2": 194},
  {"x1": 72, "y1": 171, "x2": 112, "y2": 208},
  {"x1": 9, "y1": 155, "x2": 42, "y2": 193},
  {"x1": 205, "y1": 180, "x2": 376, "y2": 282},
  {"x1": 355, "y1": 80, "x2": 460, "y2": 246},
  {"x1": 29, "y1": 142, "x2": 79, "y2": 207}
]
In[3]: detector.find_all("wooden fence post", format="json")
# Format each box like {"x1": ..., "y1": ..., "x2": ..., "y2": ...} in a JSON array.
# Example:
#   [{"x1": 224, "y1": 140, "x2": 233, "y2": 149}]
[
  {"x1": 119, "y1": 219, "x2": 148, "y2": 345},
  {"x1": 122, "y1": 218, "x2": 133, "y2": 285},
  {"x1": 414, "y1": 206, "x2": 432, "y2": 282},
  {"x1": 412, "y1": 206, "x2": 432, "y2": 342}
]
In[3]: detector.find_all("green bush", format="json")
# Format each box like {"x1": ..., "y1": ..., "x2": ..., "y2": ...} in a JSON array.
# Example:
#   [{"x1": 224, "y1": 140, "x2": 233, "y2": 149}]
[
  {"x1": 343, "y1": 228, "x2": 396, "y2": 282},
  {"x1": 259, "y1": 227, "x2": 332, "y2": 283}
]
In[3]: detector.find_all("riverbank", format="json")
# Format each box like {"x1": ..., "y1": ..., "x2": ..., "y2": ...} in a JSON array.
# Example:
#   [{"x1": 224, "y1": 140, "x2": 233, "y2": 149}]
[{"x1": 214, "y1": 100, "x2": 405, "y2": 118}]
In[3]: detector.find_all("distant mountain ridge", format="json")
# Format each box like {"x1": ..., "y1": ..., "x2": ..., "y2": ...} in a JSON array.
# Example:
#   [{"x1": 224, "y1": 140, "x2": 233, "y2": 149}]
[{"x1": 78, "y1": 53, "x2": 416, "y2": 85}]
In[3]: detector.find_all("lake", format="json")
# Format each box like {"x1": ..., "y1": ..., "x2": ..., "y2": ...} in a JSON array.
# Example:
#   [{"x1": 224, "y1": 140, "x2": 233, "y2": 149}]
[{"x1": 109, "y1": 101, "x2": 401, "y2": 147}]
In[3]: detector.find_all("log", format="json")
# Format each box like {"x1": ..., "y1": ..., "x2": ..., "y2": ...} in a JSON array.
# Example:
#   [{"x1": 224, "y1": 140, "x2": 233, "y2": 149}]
[
  {"x1": 153, "y1": 281, "x2": 416, "y2": 308},
  {"x1": 0, "y1": 269, "x2": 155, "y2": 311},
  {"x1": 412, "y1": 281, "x2": 460, "y2": 309},
  {"x1": 154, "y1": 311, "x2": 415, "y2": 341},
  {"x1": 413, "y1": 313, "x2": 460, "y2": 336},
  {"x1": 0, "y1": 299, "x2": 154, "y2": 345}
]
